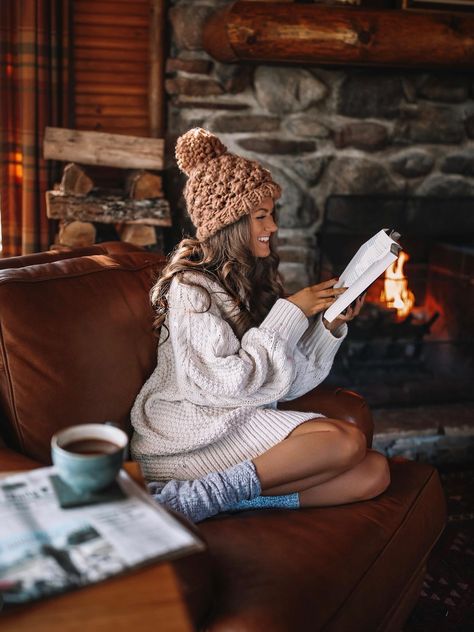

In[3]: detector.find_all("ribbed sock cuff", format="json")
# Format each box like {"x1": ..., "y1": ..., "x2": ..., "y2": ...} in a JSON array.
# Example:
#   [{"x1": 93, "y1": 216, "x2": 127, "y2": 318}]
[{"x1": 230, "y1": 492, "x2": 300, "y2": 512}]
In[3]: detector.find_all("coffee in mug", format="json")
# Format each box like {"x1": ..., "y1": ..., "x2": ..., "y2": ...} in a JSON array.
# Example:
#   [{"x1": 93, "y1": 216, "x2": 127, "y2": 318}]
[
  {"x1": 62, "y1": 438, "x2": 121, "y2": 455},
  {"x1": 51, "y1": 423, "x2": 128, "y2": 494}
]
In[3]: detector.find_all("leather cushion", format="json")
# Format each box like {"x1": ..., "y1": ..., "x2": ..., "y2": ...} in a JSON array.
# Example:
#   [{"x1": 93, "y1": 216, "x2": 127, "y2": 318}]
[
  {"x1": 0, "y1": 252, "x2": 165, "y2": 461},
  {"x1": 199, "y1": 460, "x2": 446, "y2": 632},
  {"x1": 0, "y1": 245, "x2": 109, "y2": 269}
]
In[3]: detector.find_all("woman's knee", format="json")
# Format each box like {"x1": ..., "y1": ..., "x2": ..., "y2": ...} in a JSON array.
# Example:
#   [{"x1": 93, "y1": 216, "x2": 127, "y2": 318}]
[
  {"x1": 357, "y1": 451, "x2": 391, "y2": 500},
  {"x1": 335, "y1": 422, "x2": 367, "y2": 470}
]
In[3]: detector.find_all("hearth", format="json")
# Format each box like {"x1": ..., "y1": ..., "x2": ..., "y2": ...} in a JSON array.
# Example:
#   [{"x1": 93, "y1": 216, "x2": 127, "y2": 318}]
[{"x1": 319, "y1": 195, "x2": 474, "y2": 410}]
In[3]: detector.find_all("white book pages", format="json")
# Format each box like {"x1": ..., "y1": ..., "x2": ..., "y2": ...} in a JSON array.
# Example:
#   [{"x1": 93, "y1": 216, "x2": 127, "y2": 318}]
[
  {"x1": 323, "y1": 229, "x2": 400, "y2": 324},
  {"x1": 335, "y1": 229, "x2": 397, "y2": 288}
]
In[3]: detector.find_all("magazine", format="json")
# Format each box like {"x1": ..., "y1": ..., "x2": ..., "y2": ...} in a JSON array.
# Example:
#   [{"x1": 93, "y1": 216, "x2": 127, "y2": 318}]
[
  {"x1": 323, "y1": 228, "x2": 402, "y2": 323},
  {"x1": 0, "y1": 467, "x2": 204, "y2": 605}
]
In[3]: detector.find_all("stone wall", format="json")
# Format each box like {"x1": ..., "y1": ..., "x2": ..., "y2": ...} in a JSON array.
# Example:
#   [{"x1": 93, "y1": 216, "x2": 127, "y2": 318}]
[{"x1": 165, "y1": 0, "x2": 474, "y2": 291}]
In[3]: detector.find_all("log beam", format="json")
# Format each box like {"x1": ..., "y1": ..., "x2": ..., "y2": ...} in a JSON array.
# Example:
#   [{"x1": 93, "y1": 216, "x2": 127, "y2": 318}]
[
  {"x1": 203, "y1": 2, "x2": 474, "y2": 69},
  {"x1": 46, "y1": 191, "x2": 171, "y2": 226},
  {"x1": 44, "y1": 127, "x2": 164, "y2": 170}
]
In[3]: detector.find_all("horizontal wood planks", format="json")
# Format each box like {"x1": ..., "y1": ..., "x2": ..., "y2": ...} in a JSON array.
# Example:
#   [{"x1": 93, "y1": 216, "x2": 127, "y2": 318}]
[{"x1": 73, "y1": 0, "x2": 150, "y2": 137}]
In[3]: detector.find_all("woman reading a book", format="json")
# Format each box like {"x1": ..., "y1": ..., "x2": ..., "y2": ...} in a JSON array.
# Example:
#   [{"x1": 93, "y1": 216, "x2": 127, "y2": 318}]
[{"x1": 131, "y1": 128, "x2": 390, "y2": 523}]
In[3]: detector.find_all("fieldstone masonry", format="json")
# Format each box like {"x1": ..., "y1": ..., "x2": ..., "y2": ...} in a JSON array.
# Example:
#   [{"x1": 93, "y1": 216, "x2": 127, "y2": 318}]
[{"x1": 166, "y1": 0, "x2": 474, "y2": 292}]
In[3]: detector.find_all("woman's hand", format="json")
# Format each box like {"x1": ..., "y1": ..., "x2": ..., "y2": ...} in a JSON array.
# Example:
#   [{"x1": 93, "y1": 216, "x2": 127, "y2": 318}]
[
  {"x1": 287, "y1": 278, "x2": 346, "y2": 318},
  {"x1": 323, "y1": 293, "x2": 366, "y2": 333}
]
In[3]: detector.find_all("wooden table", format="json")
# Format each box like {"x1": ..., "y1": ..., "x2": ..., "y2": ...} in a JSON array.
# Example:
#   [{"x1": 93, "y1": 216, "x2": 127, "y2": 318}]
[{"x1": 0, "y1": 464, "x2": 194, "y2": 632}]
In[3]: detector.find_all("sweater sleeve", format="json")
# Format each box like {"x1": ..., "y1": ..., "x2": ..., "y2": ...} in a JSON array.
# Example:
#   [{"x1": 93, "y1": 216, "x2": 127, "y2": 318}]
[
  {"x1": 168, "y1": 278, "x2": 309, "y2": 408},
  {"x1": 279, "y1": 315, "x2": 347, "y2": 402}
]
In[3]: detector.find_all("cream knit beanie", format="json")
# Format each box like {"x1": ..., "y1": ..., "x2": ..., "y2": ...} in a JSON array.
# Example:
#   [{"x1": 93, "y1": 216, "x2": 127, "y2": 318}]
[{"x1": 175, "y1": 128, "x2": 281, "y2": 241}]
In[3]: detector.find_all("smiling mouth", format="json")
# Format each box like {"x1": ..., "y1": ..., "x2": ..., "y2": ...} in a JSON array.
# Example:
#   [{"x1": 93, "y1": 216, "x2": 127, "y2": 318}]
[{"x1": 257, "y1": 237, "x2": 270, "y2": 243}]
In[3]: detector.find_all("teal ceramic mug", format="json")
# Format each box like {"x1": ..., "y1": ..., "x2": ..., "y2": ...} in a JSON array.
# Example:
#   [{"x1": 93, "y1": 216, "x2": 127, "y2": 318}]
[{"x1": 51, "y1": 423, "x2": 129, "y2": 493}]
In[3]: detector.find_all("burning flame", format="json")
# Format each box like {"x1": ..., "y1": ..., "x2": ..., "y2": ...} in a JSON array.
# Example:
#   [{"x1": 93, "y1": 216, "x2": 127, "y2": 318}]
[{"x1": 380, "y1": 251, "x2": 415, "y2": 318}]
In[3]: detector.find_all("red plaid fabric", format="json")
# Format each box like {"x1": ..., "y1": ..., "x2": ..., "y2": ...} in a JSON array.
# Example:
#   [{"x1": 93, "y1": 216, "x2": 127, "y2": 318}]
[{"x1": 0, "y1": 0, "x2": 69, "y2": 256}]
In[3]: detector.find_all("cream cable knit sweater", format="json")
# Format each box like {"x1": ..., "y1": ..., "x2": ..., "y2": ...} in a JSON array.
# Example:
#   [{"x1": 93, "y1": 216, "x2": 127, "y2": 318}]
[{"x1": 131, "y1": 272, "x2": 347, "y2": 481}]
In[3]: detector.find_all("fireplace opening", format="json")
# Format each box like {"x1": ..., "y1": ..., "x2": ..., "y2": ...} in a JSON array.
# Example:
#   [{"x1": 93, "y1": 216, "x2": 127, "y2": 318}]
[{"x1": 318, "y1": 196, "x2": 474, "y2": 411}]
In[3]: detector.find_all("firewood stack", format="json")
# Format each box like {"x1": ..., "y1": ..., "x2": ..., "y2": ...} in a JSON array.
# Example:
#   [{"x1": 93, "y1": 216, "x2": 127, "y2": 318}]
[{"x1": 43, "y1": 127, "x2": 171, "y2": 249}]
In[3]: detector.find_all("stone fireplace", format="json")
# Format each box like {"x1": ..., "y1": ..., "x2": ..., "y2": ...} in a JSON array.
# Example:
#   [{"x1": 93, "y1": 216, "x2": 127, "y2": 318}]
[
  {"x1": 165, "y1": 1, "x2": 474, "y2": 286},
  {"x1": 164, "y1": 0, "x2": 474, "y2": 464}
]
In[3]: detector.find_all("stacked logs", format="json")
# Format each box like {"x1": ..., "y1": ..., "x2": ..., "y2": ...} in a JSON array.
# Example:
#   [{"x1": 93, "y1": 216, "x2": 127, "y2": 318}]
[{"x1": 44, "y1": 127, "x2": 171, "y2": 249}]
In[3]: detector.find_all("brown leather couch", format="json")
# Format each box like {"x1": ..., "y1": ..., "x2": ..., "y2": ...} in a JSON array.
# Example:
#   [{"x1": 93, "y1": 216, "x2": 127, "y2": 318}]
[{"x1": 0, "y1": 243, "x2": 446, "y2": 631}]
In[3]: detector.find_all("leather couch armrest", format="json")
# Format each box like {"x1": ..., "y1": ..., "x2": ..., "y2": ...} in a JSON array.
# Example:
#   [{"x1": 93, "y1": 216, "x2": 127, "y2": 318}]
[
  {"x1": 0, "y1": 446, "x2": 43, "y2": 472},
  {"x1": 279, "y1": 385, "x2": 374, "y2": 447}
]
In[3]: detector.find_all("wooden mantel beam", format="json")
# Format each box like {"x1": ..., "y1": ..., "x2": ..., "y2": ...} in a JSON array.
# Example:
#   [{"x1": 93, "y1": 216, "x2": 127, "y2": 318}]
[{"x1": 202, "y1": 1, "x2": 474, "y2": 69}]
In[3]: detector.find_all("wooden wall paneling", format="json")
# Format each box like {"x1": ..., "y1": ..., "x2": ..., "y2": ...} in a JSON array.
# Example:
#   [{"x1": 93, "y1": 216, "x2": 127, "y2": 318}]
[
  {"x1": 74, "y1": 24, "x2": 150, "y2": 44},
  {"x1": 73, "y1": 0, "x2": 151, "y2": 138},
  {"x1": 75, "y1": 2, "x2": 149, "y2": 17},
  {"x1": 149, "y1": 0, "x2": 165, "y2": 137},
  {"x1": 75, "y1": 47, "x2": 148, "y2": 62},
  {"x1": 74, "y1": 36, "x2": 149, "y2": 51},
  {"x1": 75, "y1": 94, "x2": 147, "y2": 107}
]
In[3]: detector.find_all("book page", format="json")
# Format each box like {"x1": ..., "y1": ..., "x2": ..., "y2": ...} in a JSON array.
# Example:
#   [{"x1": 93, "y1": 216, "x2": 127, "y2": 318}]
[
  {"x1": 324, "y1": 250, "x2": 397, "y2": 323},
  {"x1": 335, "y1": 229, "x2": 398, "y2": 289}
]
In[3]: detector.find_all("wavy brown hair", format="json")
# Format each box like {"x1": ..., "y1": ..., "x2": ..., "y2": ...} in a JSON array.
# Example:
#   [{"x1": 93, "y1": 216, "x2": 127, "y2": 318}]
[{"x1": 151, "y1": 214, "x2": 285, "y2": 341}]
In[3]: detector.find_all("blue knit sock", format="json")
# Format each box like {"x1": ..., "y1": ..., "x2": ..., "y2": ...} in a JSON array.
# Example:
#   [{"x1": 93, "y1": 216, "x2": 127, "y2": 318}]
[
  {"x1": 148, "y1": 460, "x2": 261, "y2": 523},
  {"x1": 229, "y1": 493, "x2": 300, "y2": 512}
]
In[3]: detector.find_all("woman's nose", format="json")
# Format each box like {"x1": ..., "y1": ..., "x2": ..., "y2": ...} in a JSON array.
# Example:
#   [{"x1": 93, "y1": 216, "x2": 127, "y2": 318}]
[{"x1": 266, "y1": 216, "x2": 278, "y2": 232}]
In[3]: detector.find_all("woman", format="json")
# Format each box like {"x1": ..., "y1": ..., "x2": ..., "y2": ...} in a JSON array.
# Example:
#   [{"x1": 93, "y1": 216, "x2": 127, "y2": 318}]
[{"x1": 131, "y1": 128, "x2": 389, "y2": 523}]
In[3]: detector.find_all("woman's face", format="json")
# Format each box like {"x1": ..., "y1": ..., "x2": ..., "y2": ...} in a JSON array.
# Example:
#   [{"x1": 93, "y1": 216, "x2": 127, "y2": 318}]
[{"x1": 249, "y1": 197, "x2": 278, "y2": 258}]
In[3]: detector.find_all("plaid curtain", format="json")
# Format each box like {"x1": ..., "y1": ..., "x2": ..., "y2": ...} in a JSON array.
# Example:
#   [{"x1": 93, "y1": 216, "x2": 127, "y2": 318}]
[{"x1": 0, "y1": 0, "x2": 70, "y2": 256}]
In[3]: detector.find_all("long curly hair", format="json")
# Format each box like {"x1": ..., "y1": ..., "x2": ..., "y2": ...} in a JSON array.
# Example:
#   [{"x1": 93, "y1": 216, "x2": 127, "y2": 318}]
[{"x1": 151, "y1": 214, "x2": 285, "y2": 341}]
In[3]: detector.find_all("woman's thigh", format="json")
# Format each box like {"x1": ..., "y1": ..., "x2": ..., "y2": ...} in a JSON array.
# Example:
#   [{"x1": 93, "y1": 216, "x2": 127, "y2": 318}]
[
  {"x1": 253, "y1": 417, "x2": 366, "y2": 490},
  {"x1": 287, "y1": 417, "x2": 360, "y2": 438}
]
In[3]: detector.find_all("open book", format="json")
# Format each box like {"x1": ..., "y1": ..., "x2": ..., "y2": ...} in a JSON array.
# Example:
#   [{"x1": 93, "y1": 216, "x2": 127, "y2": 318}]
[
  {"x1": 323, "y1": 229, "x2": 402, "y2": 323},
  {"x1": 0, "y1": 467, "x2": 203, "y2": 604}
]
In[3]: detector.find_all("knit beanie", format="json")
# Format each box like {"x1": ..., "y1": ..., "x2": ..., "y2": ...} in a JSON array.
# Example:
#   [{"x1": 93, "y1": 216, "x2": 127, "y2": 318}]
[{"x1": 175, "y1": 128, "x2": 282, "y2": 241}]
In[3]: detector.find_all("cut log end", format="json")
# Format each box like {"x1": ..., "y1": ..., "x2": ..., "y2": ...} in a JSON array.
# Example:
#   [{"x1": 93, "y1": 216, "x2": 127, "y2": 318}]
[
  {"x1": 126, "y1": 170, "x2": 163, "y2": 200},
  {"x1": 120, "y1": 224, "x2": 157, "y2": 246},
  {"x1": 58, "y1": 220, "x2": 96, "y2": 248},
  {"x1": 60, "y1": 163, "x2": 94, "y2": 196}
]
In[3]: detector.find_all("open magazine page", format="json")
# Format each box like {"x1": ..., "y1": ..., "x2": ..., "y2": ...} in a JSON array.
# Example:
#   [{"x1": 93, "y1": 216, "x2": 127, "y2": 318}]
[{"x1": 0, "y1": 467, "x2": 203, "y2": 604}]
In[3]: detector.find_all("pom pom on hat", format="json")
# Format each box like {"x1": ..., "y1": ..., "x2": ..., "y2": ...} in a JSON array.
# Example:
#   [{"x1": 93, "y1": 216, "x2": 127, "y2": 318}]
[{"x1": 175, "y1": 127, "x2": 227, "y2": 176}]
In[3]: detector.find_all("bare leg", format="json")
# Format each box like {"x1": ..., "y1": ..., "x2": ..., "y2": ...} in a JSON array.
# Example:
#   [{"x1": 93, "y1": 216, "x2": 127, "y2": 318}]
[
  {"x1": 263, "y1": 450, "x2": 390, "y2": 507},
  {"x1": 253, "y1": 418, "x2": 366, "y2": 491},
  {"x1": 299, "y1": 450, "x2": 390, "y2": 506}
]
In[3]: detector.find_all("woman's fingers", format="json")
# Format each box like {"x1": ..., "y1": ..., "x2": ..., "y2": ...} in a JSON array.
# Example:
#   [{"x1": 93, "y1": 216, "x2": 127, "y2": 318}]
[
  {"x1": 313, "y1": 287, "x2": 346, "y2": 299},
  {"x1": 312, "y1": 277, "x2": 338, "y2": 290},
  {"x1": 352, "y1": 293, "x2": 366, "y2": 316},
  {"x1": 309, "y1": 298, "x2": 337, "y2": 316},
  {"x1": 288, "y1": 279, "x2": 351, "y2": 318}
]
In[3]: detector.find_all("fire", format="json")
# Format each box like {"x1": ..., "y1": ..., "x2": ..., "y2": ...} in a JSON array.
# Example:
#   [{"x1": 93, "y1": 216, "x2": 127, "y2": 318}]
[{"x1": 380, "y1": 251, "x2": 415, "y2": 318}]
